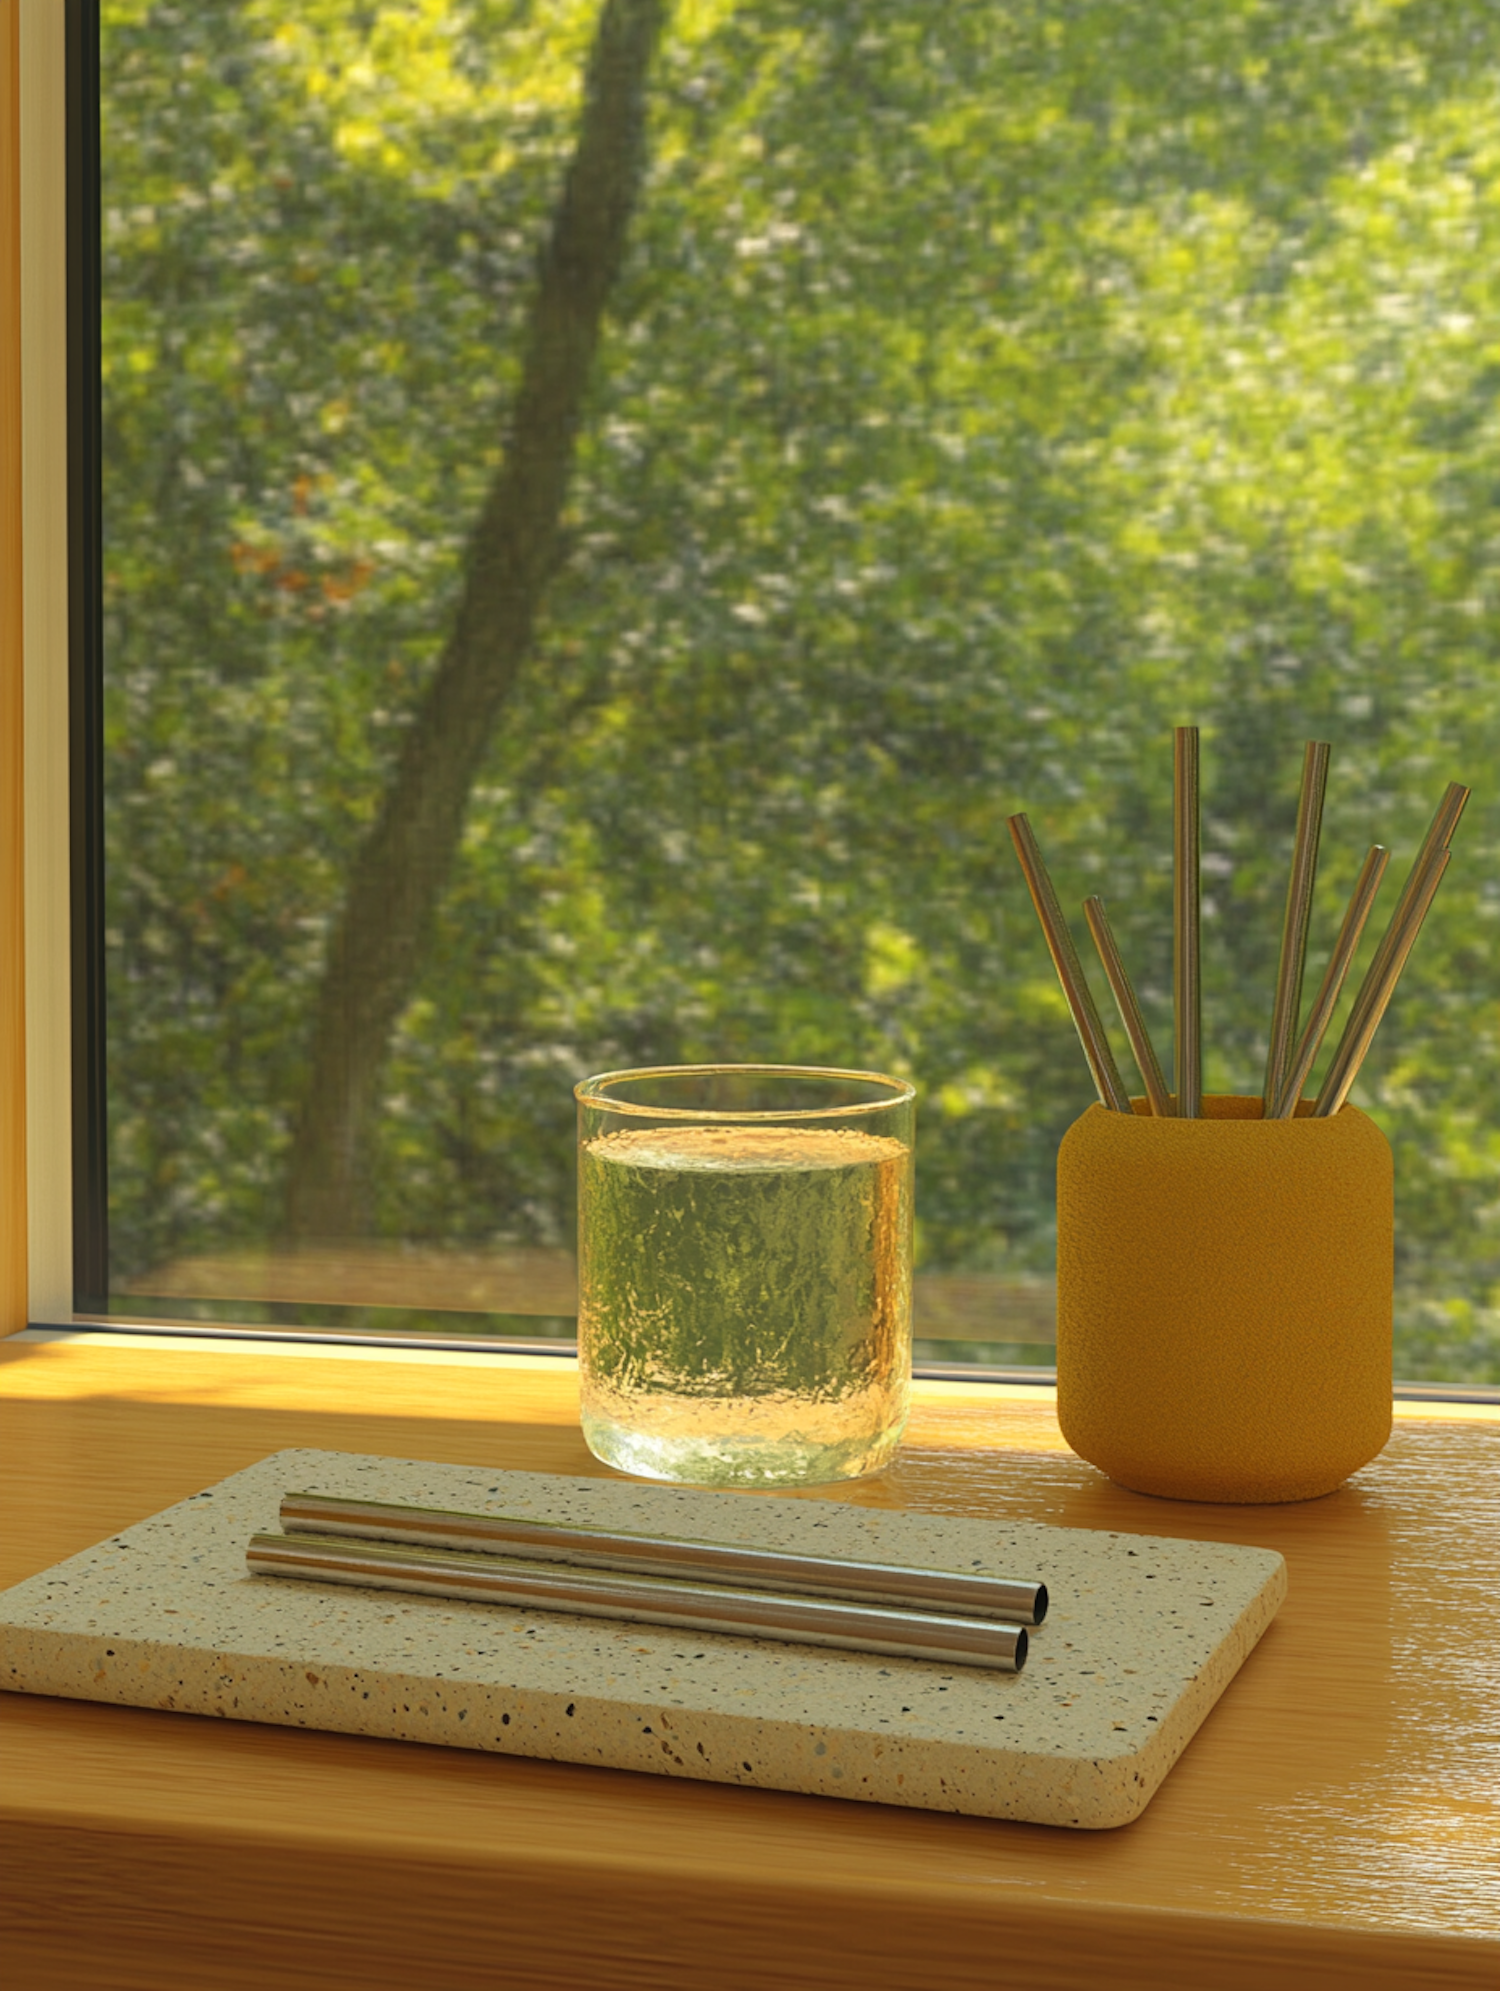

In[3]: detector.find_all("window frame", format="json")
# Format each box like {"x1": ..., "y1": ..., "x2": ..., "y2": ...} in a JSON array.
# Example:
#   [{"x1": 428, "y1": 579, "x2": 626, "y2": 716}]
[
  {"x1": 5, "y1": 2, "x2": 1491, "y2": 1399},
  {"x1": 16, "y1": 0, "x2": 72, "y2": 1333}
]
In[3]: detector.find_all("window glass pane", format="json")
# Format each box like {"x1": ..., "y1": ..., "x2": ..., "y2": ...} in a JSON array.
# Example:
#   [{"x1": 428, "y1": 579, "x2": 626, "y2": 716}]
[{"x1": 99, "y1": 1, "x2": 1499, "y2": 1381}]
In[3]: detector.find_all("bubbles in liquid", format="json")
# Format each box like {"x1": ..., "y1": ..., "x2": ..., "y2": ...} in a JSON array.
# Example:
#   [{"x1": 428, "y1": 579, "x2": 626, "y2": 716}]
[
  {"x1": 578, "y1": 1123, "x2": 913, "y2": 1487},
  {"x1": 598, "y1": 1125, "x2": 907, "y2": 1173}
]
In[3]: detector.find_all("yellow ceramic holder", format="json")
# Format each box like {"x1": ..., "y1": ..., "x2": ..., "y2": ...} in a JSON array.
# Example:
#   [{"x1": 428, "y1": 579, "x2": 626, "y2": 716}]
[{"x1": 1056, "y1": 1094, "x2": 1392, "y2": 1503}]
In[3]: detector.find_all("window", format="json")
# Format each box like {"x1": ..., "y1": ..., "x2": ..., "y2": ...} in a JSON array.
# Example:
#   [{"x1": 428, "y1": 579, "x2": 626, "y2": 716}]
[{"x1": 23, "y1": 1, "x2": 1500, "y2": 1386}]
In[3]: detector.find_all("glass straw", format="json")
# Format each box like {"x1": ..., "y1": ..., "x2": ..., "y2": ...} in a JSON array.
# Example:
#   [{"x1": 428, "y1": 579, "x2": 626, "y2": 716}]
[
  {"x1": 1262, "y1": 741, "x2": 1331, "y2": 1114},
  {"x1": 1173, "y1": 727, "x2": 1201, "y2": 1118},
  {"x1": 1269, "y1": 844, "x2": 1387, "y2": 1119},
  {"x1": 1313, "y1": 846, "x2": 1452, "y2": 1117},
  {"x1": 1083, "y1": 896, "x2": 1171, "y2": 1116},
  {"x1": 1008, "y1": 814, "x2": 1131, "y2": 1112},
  {"x1": 1317, "y1": 782, "x2": 1468, "y2": 1096}
]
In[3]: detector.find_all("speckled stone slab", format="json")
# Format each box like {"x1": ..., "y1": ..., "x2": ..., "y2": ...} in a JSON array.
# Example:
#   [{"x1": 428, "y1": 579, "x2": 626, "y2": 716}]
[{"x1": 0, "y1": 1448, "x2": 1285, "y2": 1828}]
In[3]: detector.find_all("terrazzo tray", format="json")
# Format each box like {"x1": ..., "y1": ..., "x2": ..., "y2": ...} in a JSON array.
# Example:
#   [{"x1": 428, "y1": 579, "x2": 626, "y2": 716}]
[{"x1": 0, "y1": 1447, "x2": 1286, "y2": 1829}]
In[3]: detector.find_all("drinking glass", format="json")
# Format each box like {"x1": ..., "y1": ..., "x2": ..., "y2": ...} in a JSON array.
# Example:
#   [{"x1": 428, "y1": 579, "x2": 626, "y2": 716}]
[{"x1": 575, "y1": 1064, "x2": 915, "y2": 1487}]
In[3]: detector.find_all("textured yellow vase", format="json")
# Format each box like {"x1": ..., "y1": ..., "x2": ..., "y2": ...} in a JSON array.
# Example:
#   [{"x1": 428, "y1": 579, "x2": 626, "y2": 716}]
[{"x1": 1056, "y1": 1095, "x2": 1393, "y2": 1503}]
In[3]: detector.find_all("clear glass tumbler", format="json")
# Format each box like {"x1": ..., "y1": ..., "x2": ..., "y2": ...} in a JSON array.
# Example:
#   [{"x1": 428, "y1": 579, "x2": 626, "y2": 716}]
[{"x1": 575, "y1": 1064, "x2": 915, "y2": 1487}]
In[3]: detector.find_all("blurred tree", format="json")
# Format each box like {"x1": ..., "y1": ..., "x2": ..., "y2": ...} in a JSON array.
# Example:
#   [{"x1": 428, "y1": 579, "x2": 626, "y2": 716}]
[{"x1": 282, "y1": 0, "x2": 666, "y2": 1240}]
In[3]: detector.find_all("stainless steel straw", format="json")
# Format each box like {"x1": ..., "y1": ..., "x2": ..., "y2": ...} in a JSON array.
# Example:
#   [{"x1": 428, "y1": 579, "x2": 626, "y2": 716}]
[
  {"x1": 1312, "y1": 845, "x2": 1452, "y2": 1117},
  {"x1": 1173, "y1": 726, "x2": 1201, "y2": 1117},
  {"x1": 1262, "y1": 740, "x2": 1332, "y2": 1114},
  {"x1": 1082, "y1": 896, "x2": 1171, "y2": 1116},
  {"x1": 1008, "y1": 813, "x2": 1131, "y2": 1112},
  {"x1": 279, "y1": 1491, "x2": 1049, "y2": 1626},
  {"x1": 246, "y1": 1532, "x2": 1031, "y2": 1673},
  {"x1": 1268, "y1": 844, "x2": 1388, "y2": 1119},
  {"x1": 1310, "y1": 782, "x2": 1468, "y2": 1115}
]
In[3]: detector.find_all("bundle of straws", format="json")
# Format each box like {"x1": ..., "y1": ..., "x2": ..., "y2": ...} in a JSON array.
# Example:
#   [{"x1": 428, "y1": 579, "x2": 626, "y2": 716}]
[{"x1": 1008, "y1": 730, "x2": 1470, "y2": 1119}]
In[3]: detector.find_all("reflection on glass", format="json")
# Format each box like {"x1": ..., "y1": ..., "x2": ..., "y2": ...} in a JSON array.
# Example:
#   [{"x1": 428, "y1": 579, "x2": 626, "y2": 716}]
[
  {"x1": 576, "y1": 1065, "x2": 913, "y2": 1485},
  {"x1": 101, "y1": 3, "x2": 1497, "y2": 1379}
]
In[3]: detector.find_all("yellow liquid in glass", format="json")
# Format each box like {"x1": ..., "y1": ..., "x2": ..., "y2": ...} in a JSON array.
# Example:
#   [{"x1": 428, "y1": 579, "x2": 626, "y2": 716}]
[{"x1": 578, "y1": 1124, "x2": 912, "y2": 1485}]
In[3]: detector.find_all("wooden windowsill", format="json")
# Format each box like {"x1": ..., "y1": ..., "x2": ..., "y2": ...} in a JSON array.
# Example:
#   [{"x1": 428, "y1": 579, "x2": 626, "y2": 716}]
[{"x1": 2, "y1": 1336, "x2": 1496, "y2": 1990}]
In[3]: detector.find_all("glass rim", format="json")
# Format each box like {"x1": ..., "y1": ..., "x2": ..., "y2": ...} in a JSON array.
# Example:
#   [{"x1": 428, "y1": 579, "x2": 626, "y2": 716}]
[{"x1": 574, "y1": 1062, "x2": 916, "y2": 1122}]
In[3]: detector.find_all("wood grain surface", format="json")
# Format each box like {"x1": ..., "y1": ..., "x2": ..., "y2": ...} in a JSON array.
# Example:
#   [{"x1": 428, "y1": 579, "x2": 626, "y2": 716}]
[{"x1": 2, "y1": 1338, "x2": 1497, "y2": 1989}]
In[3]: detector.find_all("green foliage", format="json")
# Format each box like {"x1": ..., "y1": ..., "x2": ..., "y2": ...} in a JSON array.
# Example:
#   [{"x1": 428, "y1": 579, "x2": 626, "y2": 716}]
[{"x1": 102, "y1": 0, "x2": 1500, "y2": 1378}]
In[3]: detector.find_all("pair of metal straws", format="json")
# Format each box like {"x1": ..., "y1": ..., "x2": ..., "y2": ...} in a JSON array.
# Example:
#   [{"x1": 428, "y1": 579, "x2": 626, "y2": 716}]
[
  {"x1": 247, "y1": 1489, "x2": 1045, "y2": 1672},
  {"x1": 1009, "y1": 734, "x2": 1469, "y2": 1119}
]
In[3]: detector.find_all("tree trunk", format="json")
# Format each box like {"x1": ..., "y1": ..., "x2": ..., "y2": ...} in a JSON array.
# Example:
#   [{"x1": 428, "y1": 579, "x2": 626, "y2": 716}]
[{"x1": 283, "y1": 0, "x2": 665, "y2": 1241}]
